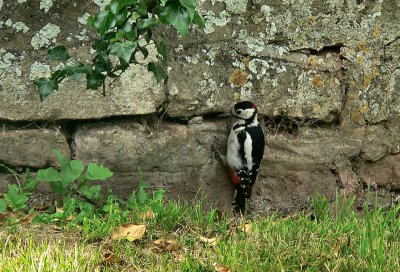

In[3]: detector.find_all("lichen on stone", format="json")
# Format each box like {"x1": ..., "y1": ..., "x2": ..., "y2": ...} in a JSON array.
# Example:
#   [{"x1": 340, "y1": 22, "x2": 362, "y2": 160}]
[
  {"x1": 3, "y1": 19, "x2": 30, "y2": 33},
  {"x1": 31, "y1": 23, "x2": 61, "y2": 50},
  {"x1": 203, "y1": 10, "x2": 231, "y2": 34},
  {"x1": 29, "y1": 61, "x2": 51, "y2": 80},
  {"x1": 40, "y1": 0, "x2": 53, "y2": 13},
  {"x1": 224, "y1": 0, "x2": 248, "y2": 14},
  {"x1": 0, "y1": 49, "x2": 15, "y2": 70},
  {"x1": 93, "y1": 0, "x2": 111, "y2": 10},
  {"x1": 77, "y1": 13, "x2": 91, "y2": 25}
]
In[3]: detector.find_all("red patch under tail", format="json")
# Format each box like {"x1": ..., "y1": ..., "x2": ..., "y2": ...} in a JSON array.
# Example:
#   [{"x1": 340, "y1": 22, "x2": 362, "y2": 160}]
[{"x1": 229, "y1": 169, "x2": 241, "y2": 185}]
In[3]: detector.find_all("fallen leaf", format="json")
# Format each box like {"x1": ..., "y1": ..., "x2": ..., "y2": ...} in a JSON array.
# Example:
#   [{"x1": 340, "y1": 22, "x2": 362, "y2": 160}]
[
  {"x1": 20, "y1": 212, "x2": 37, "y2": 224},
  {"x1": 0, "y1": 212, "x2": 8, "y2": 226},
  {"x1": 111, "y1": 224, "x2": 146, "y2": 241},
  {"x1": 238, "y1": 223, "x2": 253, "y2": 234},
  {"x1": 154, "y1": 238, "x2": 181, "y2": 251},
  {"x1": 139, "y1": 209, "x2": 155, "y2": 220},
  {"x1": 101, "y1": 252, "x2": 121, "y2": 266},
  {"x1": 333, "y1": 238, "x2": 342, "y2": 257},
  {"x1": 213, "y1": 262, "x2": 231, "y2": 272},
  {"x1": 199, "y1": 235, "x2": 217, "y2": 247}
]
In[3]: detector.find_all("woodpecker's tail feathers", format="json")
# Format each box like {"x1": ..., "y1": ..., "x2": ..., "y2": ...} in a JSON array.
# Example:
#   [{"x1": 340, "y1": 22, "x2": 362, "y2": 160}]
[{"x1": 233, "y1": 186, "x2": 253, "y2": 214}]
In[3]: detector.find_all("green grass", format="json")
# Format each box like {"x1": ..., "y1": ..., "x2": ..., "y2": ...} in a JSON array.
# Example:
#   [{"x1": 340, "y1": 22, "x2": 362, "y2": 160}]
[{"x1": 1, "y1": 193, "x2": 400, "y2": 271}]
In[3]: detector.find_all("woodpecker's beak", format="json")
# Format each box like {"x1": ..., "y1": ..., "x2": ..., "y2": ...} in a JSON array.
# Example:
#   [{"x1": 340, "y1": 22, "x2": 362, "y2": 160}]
[{"x1": 217, "y1": 112, "x2": 232, "y2": 117}]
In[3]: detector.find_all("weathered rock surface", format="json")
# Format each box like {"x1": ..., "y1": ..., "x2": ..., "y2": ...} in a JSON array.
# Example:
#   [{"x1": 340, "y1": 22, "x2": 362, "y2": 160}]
[
  {"x1": 74, "y1": 120, "x2": 234, "y2": 209},
  {"x1": 360, "y1": 154, "x2": 400, "y2": 190},
  {"x1": 0, "y1": 128, "x2": 70, "y2": 168}
]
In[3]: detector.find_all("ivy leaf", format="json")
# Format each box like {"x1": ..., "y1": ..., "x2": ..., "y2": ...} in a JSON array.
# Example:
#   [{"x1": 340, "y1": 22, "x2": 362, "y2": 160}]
[
  {"x1": 84, "y1": 163, "x2": 113, "y2": 180},
  {"x1": 34, "y1": 78, "x2": 58, "y2": 101},
  {"x1": 116, "y1": 8, "x2": 129, "y2": 25},
  {"x1": 110, "y1": 41, "x2": 137, "y2": 63},
  {"x1": 193, "y1": 10, "x2": 205, "y2": 28},
  {"x1": 137, "y1": 18, "x2": 158, "y2": 30},
  {"x1": 109, "y1": 31, "x2": 125, "y2": 43},
  {"x1": 160, "y1": 2, "x2": 191, "y2": 37},
  {"x1": 48, "y1": 45, "x2": 70, "y2": 62},
  {"x1": 94, "y1": 53, "x2": 113, "y2": 73},
  {"x1": 116, "y1": 0, "x2": 139, "y2": 13},
  {"x1": 94, "y1": 11, "x2": 117, "y2": 36},
  {"x1": 156, "y1": 41, "x2": 168, "y2": 62},
  {"x1": 139, "y1": 46, "x2": 149, "y2": 59},
  {"x1": 179, "y1": 0, "x2": 196, "y2": 20},
  {"x1": 86, "y1": 71, "x2": 105, "y2": 89},
  {"x1": 51, "y1": 63, "x2": 87, "y2": 82},
  {"x1": 147, "y1": 62, "x2": 166, "y2": 83},
  {"x1": 92, "y1": 40, "x2": 108, "y2": 51}
]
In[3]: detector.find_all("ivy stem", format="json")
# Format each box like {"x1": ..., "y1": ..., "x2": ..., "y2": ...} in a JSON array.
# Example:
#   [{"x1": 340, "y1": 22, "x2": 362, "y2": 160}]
[{"x1": 109, "y1": 70, "x2": 124, "y2": 87}]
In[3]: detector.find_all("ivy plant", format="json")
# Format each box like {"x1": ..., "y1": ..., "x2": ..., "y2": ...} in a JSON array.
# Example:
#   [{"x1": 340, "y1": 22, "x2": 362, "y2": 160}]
[{"x1": 34, "y1": 0, "x2": 204, "y2": 101}]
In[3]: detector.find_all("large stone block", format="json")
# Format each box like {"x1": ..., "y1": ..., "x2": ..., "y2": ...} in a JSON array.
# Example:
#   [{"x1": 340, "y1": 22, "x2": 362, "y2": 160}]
[
  {"x1": 360, "y1": 154, "x2": 400, "y2": 190},
  {"x1": 74, "y1": 120, "x2": 235, "y2": 209},
  {"x1": 167, "y1": 43, "x2": 344, "y2": 122},
  {"x1": 0, "y1": 128, "x2": 70, "y2": 168},
  {"x1": 262, "y1": 126, "x2": 363, "y2": 176},
  {"x1": 0, "y1": 1, "x2": 164, "y2": 121}
]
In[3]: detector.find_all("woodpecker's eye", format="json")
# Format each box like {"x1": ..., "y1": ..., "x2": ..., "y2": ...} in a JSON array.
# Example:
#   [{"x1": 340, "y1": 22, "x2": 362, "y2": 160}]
[{"x1": 236, "y1": 109, "x2": 243, "y2": 115}]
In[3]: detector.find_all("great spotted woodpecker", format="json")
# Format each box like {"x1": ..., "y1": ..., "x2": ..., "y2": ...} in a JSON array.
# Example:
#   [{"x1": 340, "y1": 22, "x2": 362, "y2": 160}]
[{"x1": 226, "y1": 101, "x2": 265, "y2": 213}]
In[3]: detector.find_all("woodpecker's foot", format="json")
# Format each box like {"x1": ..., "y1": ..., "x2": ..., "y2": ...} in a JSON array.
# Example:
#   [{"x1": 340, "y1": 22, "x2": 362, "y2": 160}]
[{"x1": 211, "y1": 141, "x2": 228, "y2": 167}]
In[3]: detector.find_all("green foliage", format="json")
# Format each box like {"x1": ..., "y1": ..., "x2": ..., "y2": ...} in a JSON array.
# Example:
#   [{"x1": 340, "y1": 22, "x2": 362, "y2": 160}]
[
  {"x1": 36, "y1": 149, "x2": 113, "y2": 202},
  {"x1": 48, "y1": 45, "x2": 71, "y2": 61},
  {"x1": 34, "y1": 0, "x2": 204, "y2": 101},
  {"x1": 3, "y1": 185, "x2": 29, "y2": 212},
  {"x1": 128, "y1": 179, "x2": 166, "y2": 213},
  {"x1": 0, "y1": 164, "x2": 37, "y2": 213}
]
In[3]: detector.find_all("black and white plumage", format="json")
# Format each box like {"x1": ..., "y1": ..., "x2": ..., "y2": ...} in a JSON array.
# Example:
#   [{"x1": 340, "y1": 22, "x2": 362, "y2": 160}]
[{"x1": 226, "y1": 101, "x2": 265, "y2": 213}]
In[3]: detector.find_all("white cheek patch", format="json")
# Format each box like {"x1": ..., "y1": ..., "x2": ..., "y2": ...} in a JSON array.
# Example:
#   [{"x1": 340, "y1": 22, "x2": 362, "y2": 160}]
[{"x1": 241, "y1": 108, "x2": 255, "y2": 119}]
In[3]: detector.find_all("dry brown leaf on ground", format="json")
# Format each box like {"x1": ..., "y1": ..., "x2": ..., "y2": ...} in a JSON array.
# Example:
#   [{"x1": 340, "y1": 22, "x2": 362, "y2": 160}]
[
  {"x1": 139, "y1": 209, "x2": 155, "y2": 220},
  {"x1": 238, "y1": 223, "x2": 253, "y2": 234},
  {"x1": 213, "y1": 262, "x2": 231, "y2": 272},
  {"x1": 101, "y1": 252, "x2": 122, "y2": 266},
  {"x1": 333, "y1": 238, "x2": 342, "y2": 257},
  {"x1": 111, "y1": 224, "x2": 146, "y2": 241},
  {"x1": 199, "y1": 235, "x2": 217, "y2": 247},
  {"x1": 153, "y1": 238, "x2": 181, "y2": 251}
]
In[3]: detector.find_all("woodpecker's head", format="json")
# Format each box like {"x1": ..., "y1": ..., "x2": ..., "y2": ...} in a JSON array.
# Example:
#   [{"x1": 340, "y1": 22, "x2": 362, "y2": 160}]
[{"x1": 231, "y1": 101, "x2": 258, "y2": 121}]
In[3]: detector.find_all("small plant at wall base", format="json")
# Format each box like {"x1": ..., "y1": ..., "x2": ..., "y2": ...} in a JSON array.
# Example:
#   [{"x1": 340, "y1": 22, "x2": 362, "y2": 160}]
[
  {"x1": 34, "y1": 0, "x2": 204, "y2": 101},
  {"x1": 0, "y1": 149, "x2": 167, "y2": 228}
]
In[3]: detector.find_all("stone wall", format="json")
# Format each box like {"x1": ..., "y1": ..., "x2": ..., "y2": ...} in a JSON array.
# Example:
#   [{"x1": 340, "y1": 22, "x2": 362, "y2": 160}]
[{"x1": 1, "y1": 0, "x2": 400, "y2": 212}]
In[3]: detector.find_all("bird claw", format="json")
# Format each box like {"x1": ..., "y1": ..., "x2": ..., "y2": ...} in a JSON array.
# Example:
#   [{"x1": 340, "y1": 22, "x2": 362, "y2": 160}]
[
  {"x1": 212, "y1": 146, "x2": 228, "y2": 167},
  {"x1": 211, "y1": 137, "x2": 228, "y2": 167}
]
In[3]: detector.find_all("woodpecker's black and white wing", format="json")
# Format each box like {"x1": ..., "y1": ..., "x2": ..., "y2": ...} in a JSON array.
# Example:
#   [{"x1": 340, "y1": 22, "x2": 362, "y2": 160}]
[{"x1": 233, "y1": 125, "x2": 264, "y2": 212}]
